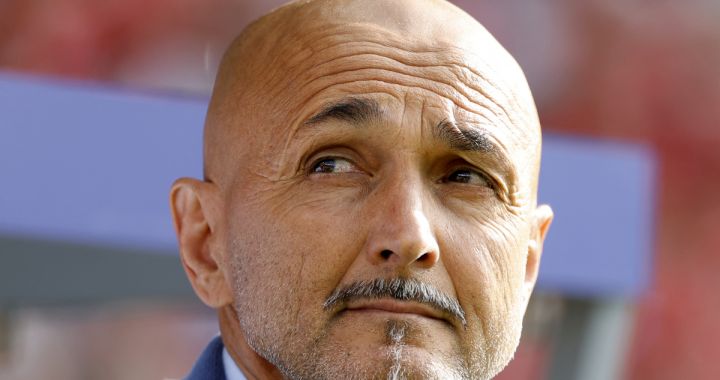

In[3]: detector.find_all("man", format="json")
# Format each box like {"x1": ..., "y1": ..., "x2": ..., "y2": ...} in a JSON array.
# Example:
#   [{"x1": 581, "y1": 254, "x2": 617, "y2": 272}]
[{"x1": 170, "y1": 0, "x2": 553, "y2": 378}]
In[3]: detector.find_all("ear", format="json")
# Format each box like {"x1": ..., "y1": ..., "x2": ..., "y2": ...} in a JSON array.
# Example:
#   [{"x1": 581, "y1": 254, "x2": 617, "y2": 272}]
[
  {"x1": 170, "y1": 178, "x2": 233, "y2": 308},
  {"x1": 524, "y1": 204, "x2": 553, "y2": 299}
]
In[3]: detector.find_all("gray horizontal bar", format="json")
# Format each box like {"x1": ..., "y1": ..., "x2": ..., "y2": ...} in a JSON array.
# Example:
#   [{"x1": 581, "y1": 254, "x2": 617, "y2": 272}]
[{"x1": 0, "y1": 235, "x2": 196, "y2": 308}]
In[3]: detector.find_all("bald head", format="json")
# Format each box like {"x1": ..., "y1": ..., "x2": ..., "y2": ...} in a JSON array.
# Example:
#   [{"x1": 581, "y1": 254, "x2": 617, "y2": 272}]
[
  {"x1": 172, "y1": 2, "x2": 552, "y2": 379},
  {"x1": 204, "y1": 0, "x2": 540, "y2": 197}
]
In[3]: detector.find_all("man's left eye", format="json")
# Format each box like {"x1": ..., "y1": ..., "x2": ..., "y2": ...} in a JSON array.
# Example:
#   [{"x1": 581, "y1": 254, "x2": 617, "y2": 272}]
[{"x1": 445, "y1": 168, "x2": 490, "y2": 186}]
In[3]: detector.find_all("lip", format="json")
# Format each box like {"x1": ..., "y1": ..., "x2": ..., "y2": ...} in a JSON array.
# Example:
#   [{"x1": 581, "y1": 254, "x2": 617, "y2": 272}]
[{"x1": 343, "y1": 298, "x2": 446, "y2": 322}]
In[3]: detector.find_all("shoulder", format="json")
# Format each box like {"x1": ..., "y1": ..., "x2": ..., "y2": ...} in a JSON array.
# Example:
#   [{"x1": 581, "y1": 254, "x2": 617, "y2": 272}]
[{"x1": 184, "y1": 336, "x2": 227, "y2": 380}]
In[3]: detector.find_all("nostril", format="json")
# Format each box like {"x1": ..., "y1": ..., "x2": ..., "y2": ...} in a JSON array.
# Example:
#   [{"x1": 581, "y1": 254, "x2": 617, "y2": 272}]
[
  {"x1": 380, "y1": 250, "x2": 393, "y2": 260},
  {"x1": 417, "y1": 252, "x2": 429, "y2": 262}
]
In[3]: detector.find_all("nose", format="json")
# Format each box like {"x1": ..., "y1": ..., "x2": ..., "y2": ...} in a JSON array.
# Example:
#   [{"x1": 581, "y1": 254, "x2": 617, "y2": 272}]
[{"x1": 364, "y1": 182, "x2": 440, "y2": 271}]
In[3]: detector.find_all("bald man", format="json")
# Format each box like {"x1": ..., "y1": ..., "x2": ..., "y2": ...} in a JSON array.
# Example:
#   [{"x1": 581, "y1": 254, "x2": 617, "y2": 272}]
[{"x1": 170, "y1": 0, "x2": 553, "y2": 379}]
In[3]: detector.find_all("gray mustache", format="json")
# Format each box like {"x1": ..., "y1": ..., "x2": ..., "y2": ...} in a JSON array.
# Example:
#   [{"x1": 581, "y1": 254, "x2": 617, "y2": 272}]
[{"x1": 323, "y1": 278, "x2": 466, "y2": 327}]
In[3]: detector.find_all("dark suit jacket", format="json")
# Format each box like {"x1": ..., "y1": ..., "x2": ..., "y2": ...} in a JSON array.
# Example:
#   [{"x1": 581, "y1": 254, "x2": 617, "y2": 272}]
[{"x1": 185, "y1": 336, "x2": 227, "y2": 380}]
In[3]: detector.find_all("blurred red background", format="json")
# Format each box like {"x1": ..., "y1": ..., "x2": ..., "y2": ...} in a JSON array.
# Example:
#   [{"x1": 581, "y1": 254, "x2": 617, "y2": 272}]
[{"x1": 1, "y1": 0, "x2": 719, "y2": 379}]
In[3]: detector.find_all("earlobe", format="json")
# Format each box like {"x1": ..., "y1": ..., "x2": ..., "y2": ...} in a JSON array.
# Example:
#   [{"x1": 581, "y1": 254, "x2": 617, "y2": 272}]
[
  {"x1": 524, "y1": 204, "x2": 554, "y2": 293},
  {"x1": 170, "y1": 178, "x2": 233, "y2": 308}
]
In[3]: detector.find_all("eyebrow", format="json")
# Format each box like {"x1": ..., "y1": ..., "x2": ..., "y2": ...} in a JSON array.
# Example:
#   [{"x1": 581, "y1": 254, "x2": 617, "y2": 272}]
[
  {"x1": 305, "y1": 97, "x2": 383, "y2": 126},
  {"x1": 435, "y1": 119, "x2": 496, "y2": 153},
  {"x1": 303, "y1": 97, "x2": 497, "y2": 154}
]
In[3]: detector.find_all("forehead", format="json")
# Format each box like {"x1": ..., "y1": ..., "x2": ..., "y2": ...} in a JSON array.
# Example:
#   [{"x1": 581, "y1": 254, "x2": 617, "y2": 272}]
[{"x1": 259, "y1": 28, "x2": 521, "y2": 128}]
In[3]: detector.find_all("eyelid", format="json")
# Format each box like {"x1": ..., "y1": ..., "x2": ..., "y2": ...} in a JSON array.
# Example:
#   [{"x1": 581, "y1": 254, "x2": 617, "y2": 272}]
[
  {"x1": 300, "y1": 145, "x2": 347, "y2": 173},
  {"x1": 445, "y1": 163, "x2": 497, "y2": 190},
  {"x1": 304, "y1": 146, "x2": 366, "y2": 176},
  {"x1": 473, "y1": 168, "x2": 496, "y2": 189}
]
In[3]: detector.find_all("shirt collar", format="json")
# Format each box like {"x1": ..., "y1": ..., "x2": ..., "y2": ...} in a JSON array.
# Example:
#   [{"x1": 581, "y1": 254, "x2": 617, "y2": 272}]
[{"x1": 222, "y1": 346, "x2": 248, "y2": 380}]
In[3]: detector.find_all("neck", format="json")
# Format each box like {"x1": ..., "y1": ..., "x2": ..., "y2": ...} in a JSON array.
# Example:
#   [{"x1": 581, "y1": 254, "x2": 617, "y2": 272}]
[{"x1": 218, "y1": 305, "x2": 285, "y2": 380}]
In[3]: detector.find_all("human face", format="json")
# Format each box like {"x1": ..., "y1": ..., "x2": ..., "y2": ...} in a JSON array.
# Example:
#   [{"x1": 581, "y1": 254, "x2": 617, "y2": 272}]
[{"x1": 215, "y1": 24, "x2": 544, "y2": 380}]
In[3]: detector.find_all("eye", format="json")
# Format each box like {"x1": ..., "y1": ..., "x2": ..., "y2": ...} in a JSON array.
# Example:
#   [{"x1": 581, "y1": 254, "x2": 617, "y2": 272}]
[
  {"x1": 445, "y1": 168, "x2": 491, "y2": 187},
  {"x1": 310, "y1": 157, "x2": 357, "y2": 174}
]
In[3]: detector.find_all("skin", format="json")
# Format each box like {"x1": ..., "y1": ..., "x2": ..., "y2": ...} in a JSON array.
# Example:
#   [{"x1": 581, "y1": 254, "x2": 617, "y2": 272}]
[{"x1": 170, "y1": 0, "x2": 553, "y2": 379}]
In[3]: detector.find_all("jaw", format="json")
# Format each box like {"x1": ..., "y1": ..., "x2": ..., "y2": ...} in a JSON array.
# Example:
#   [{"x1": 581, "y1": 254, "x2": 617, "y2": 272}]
[{"x1": 218, "y1": 306, "x2": 286, "y2": 380}]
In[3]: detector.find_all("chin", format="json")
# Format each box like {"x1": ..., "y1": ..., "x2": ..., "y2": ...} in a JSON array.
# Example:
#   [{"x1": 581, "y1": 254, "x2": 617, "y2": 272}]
[
  {"x1": 305, "y1": 349, "x2": 468, "y2": 380},
  {"x1": 277, "y1": 329, "x2": 465, "y2": 380},
  {"x1": 381, "y1": 346, "x2": 470, "y2": 380}
]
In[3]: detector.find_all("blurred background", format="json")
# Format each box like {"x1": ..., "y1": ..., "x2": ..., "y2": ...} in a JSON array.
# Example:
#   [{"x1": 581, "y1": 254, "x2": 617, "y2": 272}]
[{"x1": 1, "y1": 0, "x2": 719, "y2": 379}]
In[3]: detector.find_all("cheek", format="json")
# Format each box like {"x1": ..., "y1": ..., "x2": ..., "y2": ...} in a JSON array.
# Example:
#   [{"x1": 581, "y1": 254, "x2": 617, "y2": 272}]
[
  {"x1": 223, "y1": 181, "x2": 365, "y2": 325},
  {"x1": 443, "y1": 214, "x2": 529, "y2": 328}
]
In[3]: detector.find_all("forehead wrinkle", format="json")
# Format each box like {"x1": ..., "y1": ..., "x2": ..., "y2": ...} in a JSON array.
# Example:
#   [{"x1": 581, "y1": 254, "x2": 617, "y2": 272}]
[
  {"x1": 289, "y1": 69, "x2": 502, "y2": 133},
  {"x1": 253, "y1": 34, "x2": 478, "y2": 112},
  {"x1": 290, "y1": 24, "x2": 447, "y2": 56},
  {"x1": 277, "y1": 44, "x2": 518, "y2": 131},
  {"x1": 315, "y1": 39, "x2": 520, "y2": 125},
  {"x1": 254, "y1": 21, "x2": 523, "y2": 123},
  {"x1": 317, "y1": 52, "x2": 513, "y2": 124},
  {"x1": 293, "y1": 26, "x2": 508, "y2": 99}
]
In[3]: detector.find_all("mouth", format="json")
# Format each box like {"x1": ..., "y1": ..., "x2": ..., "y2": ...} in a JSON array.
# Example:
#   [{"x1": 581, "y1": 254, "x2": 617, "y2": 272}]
[{"x1": 342, "y1": 298, "x2": 449, "y2": 324}]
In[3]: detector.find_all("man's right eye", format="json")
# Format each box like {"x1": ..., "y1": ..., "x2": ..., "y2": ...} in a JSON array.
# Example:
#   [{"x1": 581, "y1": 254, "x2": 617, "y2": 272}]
[{"x1": 310, "y1": 157, "x2": 356, "y2": 174}]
